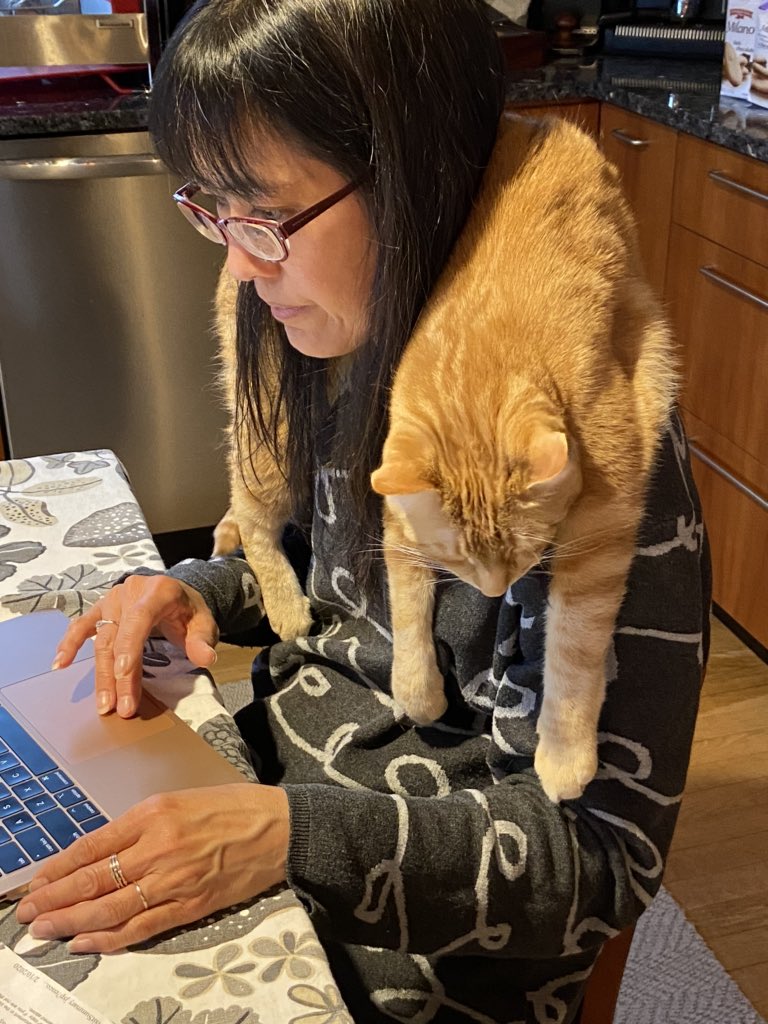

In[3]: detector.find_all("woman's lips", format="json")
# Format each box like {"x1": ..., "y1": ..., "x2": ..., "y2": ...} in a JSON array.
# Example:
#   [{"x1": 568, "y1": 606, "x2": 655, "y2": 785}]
[{"x1": 269, "y1": 304, "x2": 308, "y2": 322}]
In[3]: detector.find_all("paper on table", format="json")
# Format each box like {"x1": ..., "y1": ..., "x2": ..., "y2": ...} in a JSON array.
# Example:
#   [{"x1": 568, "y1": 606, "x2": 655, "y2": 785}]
[{"x1": 0, "y1": 944, "x2": 114, "y2": 1024}]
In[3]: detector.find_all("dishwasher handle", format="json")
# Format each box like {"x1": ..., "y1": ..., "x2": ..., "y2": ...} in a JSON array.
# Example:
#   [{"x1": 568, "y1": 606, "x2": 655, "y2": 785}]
[{"x1": 0, "y1": 154, "x2": 166, "y2": 181}]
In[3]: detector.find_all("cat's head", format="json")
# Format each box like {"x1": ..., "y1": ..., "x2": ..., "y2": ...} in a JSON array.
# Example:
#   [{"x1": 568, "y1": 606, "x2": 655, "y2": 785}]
[{"x1": 371, "y1": 416, "x2": 582, "y2": 597}]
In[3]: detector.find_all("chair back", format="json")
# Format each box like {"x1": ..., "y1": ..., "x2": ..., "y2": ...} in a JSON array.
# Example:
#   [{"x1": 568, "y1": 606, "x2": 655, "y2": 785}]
[{"x1": 579, "y1": 926, "x2": 635, "y2": 1024}]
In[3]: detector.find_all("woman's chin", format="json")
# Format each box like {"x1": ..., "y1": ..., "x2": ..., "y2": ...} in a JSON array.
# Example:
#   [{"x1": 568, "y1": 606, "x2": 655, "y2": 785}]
[{"x1": 284, "y1": 325, "x2": 359, "y2": 359}]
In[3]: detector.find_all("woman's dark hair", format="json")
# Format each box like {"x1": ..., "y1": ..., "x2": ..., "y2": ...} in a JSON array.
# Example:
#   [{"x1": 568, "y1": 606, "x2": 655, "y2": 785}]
[{"x1": 149, "y1": 0, "x2": 504, "y2": 591}]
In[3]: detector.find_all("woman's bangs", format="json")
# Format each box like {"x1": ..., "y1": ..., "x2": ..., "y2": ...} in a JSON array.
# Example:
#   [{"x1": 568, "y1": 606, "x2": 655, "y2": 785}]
[{"x1": 155, "y1": 79, "x2": 274, "y2": 197}]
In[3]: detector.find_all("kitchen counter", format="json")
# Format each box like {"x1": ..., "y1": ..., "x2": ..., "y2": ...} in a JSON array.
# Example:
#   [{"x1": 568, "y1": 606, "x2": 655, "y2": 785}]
[
  {"x1": 2, "y1": 54, "x2": 768, "y2": 163},
  {"x1": 506, "y1": 55, "x2": 768, "y2": 162}
]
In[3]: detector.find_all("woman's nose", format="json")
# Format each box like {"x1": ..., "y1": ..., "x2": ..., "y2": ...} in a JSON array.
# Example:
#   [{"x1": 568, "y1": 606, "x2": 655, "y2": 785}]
[{"x1": 225, "y1": 239, "x2": 280, "y2": 282}]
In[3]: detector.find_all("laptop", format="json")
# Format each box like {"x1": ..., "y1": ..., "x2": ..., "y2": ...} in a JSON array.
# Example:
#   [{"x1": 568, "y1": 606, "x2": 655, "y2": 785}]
[{"x1": 0, "y1": 610, "x2": 245, "y2": 900}]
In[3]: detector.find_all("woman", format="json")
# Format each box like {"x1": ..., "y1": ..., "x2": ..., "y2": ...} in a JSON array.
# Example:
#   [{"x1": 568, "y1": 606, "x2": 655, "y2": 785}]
[{"x1": 16, "y1": 1, "x2": 711, "y2": 1021}]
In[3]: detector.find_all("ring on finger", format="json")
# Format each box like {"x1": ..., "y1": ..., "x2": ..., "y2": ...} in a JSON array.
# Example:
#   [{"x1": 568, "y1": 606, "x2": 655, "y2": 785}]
[
  {"x1": 109, "y1": 853, "x2": 129, "y2": 890},
  {"x1": 134, "y1": 881, "x2": 149, "y2": 912},
  {"x1": 95, "y1": 618, "x2": 120, "y2": 631}
]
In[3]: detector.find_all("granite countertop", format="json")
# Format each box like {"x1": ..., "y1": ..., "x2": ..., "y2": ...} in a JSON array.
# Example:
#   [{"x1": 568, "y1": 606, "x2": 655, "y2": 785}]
[
  {"x1": 2, "y1": 54, "x2": 768, "y2": 163},
  {"x1": 505, "y1": 55, "x2": 768, "y2": 162}
]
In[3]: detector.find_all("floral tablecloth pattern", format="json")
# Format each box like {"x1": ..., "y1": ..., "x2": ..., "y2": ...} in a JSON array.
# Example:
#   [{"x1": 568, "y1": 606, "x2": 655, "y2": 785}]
[{"x1": 0, "y1": 450, "x2": 353, "y2": 1024}]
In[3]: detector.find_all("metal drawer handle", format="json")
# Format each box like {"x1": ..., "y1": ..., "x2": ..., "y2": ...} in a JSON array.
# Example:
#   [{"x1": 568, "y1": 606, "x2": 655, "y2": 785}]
[
  {"x1": 688, "y1": 443, "x2": 768, "y2": 513},
  {"x1": 698, "y1": 266, "x2": 768, "y2": 313},
  {"x1": 0, "y1": 155, "x2": 165, "y2": 181},
  {"x1": 707, "y1": 169, "x2": 768, "y2": 206},
  {"x1": 610, "y1": 128, "x2": 649, "y2": 148}
]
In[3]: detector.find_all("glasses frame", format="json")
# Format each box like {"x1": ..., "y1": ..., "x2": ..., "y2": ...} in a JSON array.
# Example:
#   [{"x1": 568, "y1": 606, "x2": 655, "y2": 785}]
[{"x1": 172, "y1": 177, "x2": 363, "y2": 263}]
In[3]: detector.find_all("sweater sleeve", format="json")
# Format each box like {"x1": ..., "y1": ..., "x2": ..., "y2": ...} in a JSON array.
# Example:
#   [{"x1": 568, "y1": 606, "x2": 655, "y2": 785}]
[{"x1": 283, "y1": 415, "x2": 711, "y2": 958}]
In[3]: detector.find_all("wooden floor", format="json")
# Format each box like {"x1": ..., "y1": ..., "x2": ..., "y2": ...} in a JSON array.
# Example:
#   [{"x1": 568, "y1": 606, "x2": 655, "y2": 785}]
[
  {"x1": 665, "y1": 616, "x2": 768, "y2": 1017},
  {"x1": 212, "y1": 616, "x2": 768, "y2": 1017}
]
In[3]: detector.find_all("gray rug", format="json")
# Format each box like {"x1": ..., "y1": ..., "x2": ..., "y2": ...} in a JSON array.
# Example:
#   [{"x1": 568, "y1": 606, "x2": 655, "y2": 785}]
[
  {"x1": 615, "y1": 888, "x2": 763, "y2": 1023},
  {"x1": 218, "y1": 682, "x2": 764, "y2": 1024}
]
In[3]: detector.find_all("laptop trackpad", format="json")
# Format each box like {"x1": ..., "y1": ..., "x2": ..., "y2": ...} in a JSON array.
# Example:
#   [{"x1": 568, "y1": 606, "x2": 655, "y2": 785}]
[{"x1": 3, "y1": 660, "x2": 173, "y2": 765}]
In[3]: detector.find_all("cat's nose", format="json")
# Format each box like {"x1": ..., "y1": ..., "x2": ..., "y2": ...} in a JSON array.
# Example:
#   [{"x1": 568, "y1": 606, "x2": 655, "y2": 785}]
[{"x1": 475, "y1": 566, "x2": 511, "y2": 599}]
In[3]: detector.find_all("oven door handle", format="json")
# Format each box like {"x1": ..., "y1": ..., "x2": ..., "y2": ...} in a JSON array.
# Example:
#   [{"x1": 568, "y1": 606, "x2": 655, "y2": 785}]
[{"x1": 0, "y1": 154, "x2": 165, "y2": 181}]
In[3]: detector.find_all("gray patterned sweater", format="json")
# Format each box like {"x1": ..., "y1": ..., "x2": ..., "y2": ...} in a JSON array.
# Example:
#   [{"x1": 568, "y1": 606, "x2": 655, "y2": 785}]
[{"x1": 158, "y1": 409, "x2": 710, "y2": 1024}]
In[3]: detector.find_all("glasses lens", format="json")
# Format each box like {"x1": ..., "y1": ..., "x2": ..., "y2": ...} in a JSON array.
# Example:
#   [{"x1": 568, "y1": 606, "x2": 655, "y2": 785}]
[
  {"x1": 227, "y1": 222, "x2": 286, "y2": 261},
  {"x1": 176, "y1": 201, "x2": 225, "y2": 245}
]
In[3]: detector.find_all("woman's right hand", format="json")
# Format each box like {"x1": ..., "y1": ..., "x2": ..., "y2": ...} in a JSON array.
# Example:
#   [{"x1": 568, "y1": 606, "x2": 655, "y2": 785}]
[{"x1": 52, "y1": 574, "x2": 219, "y2": 719}]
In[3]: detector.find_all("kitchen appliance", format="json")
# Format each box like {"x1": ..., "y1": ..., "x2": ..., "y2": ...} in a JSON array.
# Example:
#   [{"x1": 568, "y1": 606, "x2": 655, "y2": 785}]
[
  {"x1": 598, "y1": 0, "x2": 726, "y2": 55},
  {"x1": 0, "y1": 0, "x2": 150, "y2": 71},
  {"x1": 0, "y1": 130, "x2": 228, "y2": 536}
]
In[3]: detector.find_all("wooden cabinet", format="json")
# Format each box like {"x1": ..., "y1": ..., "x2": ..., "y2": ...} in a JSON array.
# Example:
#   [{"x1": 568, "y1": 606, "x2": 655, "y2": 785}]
[
  {"x1": 511, "y1": 99, "x2": 600, "y2": 138},
  {"x1": 673, "y1": 133, "x2": 768, "y2": 270},
  {"x1": 599, "y1": 105, "x2": 678, "y2": 298},
  {"x1": 665, "y1": 137, "x2": 768, "y2": 647}
]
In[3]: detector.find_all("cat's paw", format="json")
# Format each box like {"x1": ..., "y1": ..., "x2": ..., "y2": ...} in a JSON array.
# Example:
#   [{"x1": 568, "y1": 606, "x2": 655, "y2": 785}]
[
  {"x1": 267, "y1": 594, "x2": 313, "y2": 641},
  {"x1": 392, "y1": 661, "x2": 448, "y2": 726},
  {"x1": 212, "y1": 517, "x2": 241, "y2": 556},
  {"x1": 534, "y1": 731, "x2": 598, "y2": 803}
]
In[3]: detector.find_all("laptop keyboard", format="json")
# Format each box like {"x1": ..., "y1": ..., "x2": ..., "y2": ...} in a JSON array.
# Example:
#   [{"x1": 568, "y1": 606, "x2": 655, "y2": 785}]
[{"x1": 0, "y1": 707, "x2": 109, "y2": 878}]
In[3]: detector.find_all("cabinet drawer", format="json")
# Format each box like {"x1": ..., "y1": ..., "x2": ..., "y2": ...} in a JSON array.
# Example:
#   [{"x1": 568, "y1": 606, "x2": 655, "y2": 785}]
[
  {"x1": 511, "y1": 101, "x2": 600, "y2": 137},
  {"x1": 673, "y1": 133, "x2": 768, "y2": 269},
  {"x1": 665, "y1": 223, "x2": 768, "y2": 469},
  {"x1": 689, "y1": 447, "x2": 768, "y2": 649},
  {"x1": 599, "y1": 105, "x2": 678, "y2": 297}
]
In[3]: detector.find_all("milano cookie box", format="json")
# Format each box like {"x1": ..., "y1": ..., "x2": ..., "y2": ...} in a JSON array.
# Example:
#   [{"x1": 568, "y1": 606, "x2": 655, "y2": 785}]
[{"x1": 721, "y1": 0, "x2": 768, "y2": 107}]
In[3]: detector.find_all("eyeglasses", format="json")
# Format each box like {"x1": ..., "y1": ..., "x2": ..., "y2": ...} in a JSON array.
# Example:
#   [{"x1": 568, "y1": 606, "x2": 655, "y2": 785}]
[{"x1": 172, "y1": 177, "x2": 362, "y2": 262}]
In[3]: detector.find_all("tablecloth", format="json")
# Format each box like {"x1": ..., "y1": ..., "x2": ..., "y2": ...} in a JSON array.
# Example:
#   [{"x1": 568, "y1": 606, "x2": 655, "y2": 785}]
[{"x1": 0, "y1": 449, "x2": 353, "y2": 1024}]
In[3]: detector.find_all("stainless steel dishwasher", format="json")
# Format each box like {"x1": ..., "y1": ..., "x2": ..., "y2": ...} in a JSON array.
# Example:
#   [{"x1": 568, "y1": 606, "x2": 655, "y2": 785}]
[{"x1": 0, "y1": 129, "x2": 228, "y2": 535}]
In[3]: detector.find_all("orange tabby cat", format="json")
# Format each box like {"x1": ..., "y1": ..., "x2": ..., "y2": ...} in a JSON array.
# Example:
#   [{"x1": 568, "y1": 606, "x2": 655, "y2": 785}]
[
  {"x1": 370, "y1": 112, "x2": 676, "y2": 802},
  {"x1": 211, "y1": 268, "x2": 313, "y2": 640}
]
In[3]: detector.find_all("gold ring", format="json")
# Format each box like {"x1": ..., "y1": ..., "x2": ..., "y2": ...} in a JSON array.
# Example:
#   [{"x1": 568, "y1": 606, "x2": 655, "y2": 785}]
[
  {"x1": 109, "y1": 853, "x2": 129, "y2": 890},
  {"x1": 134, "y1": 881, "x2": 149, "y2": 912},
  {"x1": 95, "y1": 618, "x2": 119, "y2": 630}
]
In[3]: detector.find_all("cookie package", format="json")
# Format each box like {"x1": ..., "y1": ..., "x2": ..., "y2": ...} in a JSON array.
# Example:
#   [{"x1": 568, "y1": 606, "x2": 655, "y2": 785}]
[{"x1": 721, "y1": 0, "x2": 768, "y2": 107}]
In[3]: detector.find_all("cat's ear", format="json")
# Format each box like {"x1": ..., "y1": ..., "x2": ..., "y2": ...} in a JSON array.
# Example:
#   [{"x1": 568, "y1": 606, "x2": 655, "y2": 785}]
[
  {"x1": 528, "y1": 429, "x2": 570, "y2": 486},
  {"x1": 370, "y1": 462, "x2": 432, "y2": 496},
  {"x1": 525, "y1": 430, "x2": 582, "y2": 505},
  {"x1": 381, "y1": 489, "x2": 459, "y2": 551}
]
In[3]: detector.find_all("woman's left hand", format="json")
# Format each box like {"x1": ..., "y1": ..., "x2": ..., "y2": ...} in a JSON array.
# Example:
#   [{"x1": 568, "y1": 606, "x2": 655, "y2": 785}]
[{"x1": 15, "y1": 783, "x2": 289, "y2": 952}]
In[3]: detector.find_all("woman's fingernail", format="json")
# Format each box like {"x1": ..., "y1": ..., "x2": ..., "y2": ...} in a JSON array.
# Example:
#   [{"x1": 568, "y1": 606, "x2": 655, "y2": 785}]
[
  {"x1": 51, "y1": 654, "x2": 64, "y2": 671},
  {"x1": 115, "y1": 654, "x2": 131, "y2": 677},
  {"x1": 16, "y1": 902, "x2": 37, "y2": 924},
  {"x1": 68, "y1": 937, "x2": 96, "y2": 954},
  {"x1": 29, "y1": 920, "x2": 56, "y2": 939},
  {"x1": 97, "y1": 691, "x2": 112, "y2": 714},
  {"x1": 118, "y1": 695, "x2": 134, "y2": 717}
]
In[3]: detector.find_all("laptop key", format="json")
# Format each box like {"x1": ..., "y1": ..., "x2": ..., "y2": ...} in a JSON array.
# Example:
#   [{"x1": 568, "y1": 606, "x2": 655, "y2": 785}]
[
  {"x1": 39, "y1": 809, "x2": 81, "y2": 849},
  {"x1": 25, "y1": 794, "x2": 57, "y2": 816},
  {"x1": 68, "y1": 801, "x2": 99, "y2": 823},
  {"x1": 0, "y1": 707, "x2": 57, "y2": 776},
  {"x1": 0, "y1": 796, "x2": 23, "y2": 818},
  {"x1": 0, "y1": 752, "x2": 20, "y2": 772},
  {"x1": 5, "y1": 811, "x2": 35, "y2": 834},
  {"x1": 13, "y1": 779, "x2": 44, "y2": 801},
  {"x1": 80, "y1": 815, "x2": 108, "y2": 834},
  {"x1": 57, "y1": 786, "x2": 87, "y2": 808},
  {"x1": 15, "y1": 827, "x2": 58, "y2": 861},
  {"x1": 0, "y1": 766, "x2": 31, "y2": 787},
  {"x1": 0, "y1": 841, "x2": 30, "y2": 873},
  {"x1": 39, "y1": 770, "x2": 74, "y2": 794}
]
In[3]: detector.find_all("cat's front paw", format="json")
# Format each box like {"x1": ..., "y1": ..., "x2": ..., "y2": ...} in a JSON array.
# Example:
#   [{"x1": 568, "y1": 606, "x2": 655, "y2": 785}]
[
  {"x1": 266, "y1": 594, "x2": 313, "y2": 641},
  {"x1": 212, "y1": 516, "x2": 241, "y2": 556},
  {"x1": 534, "y1": 730, "x2": 598, "y2": 803},
  {"x1": 392, "y1": 658, "x2": 448, "y2": 726}
]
